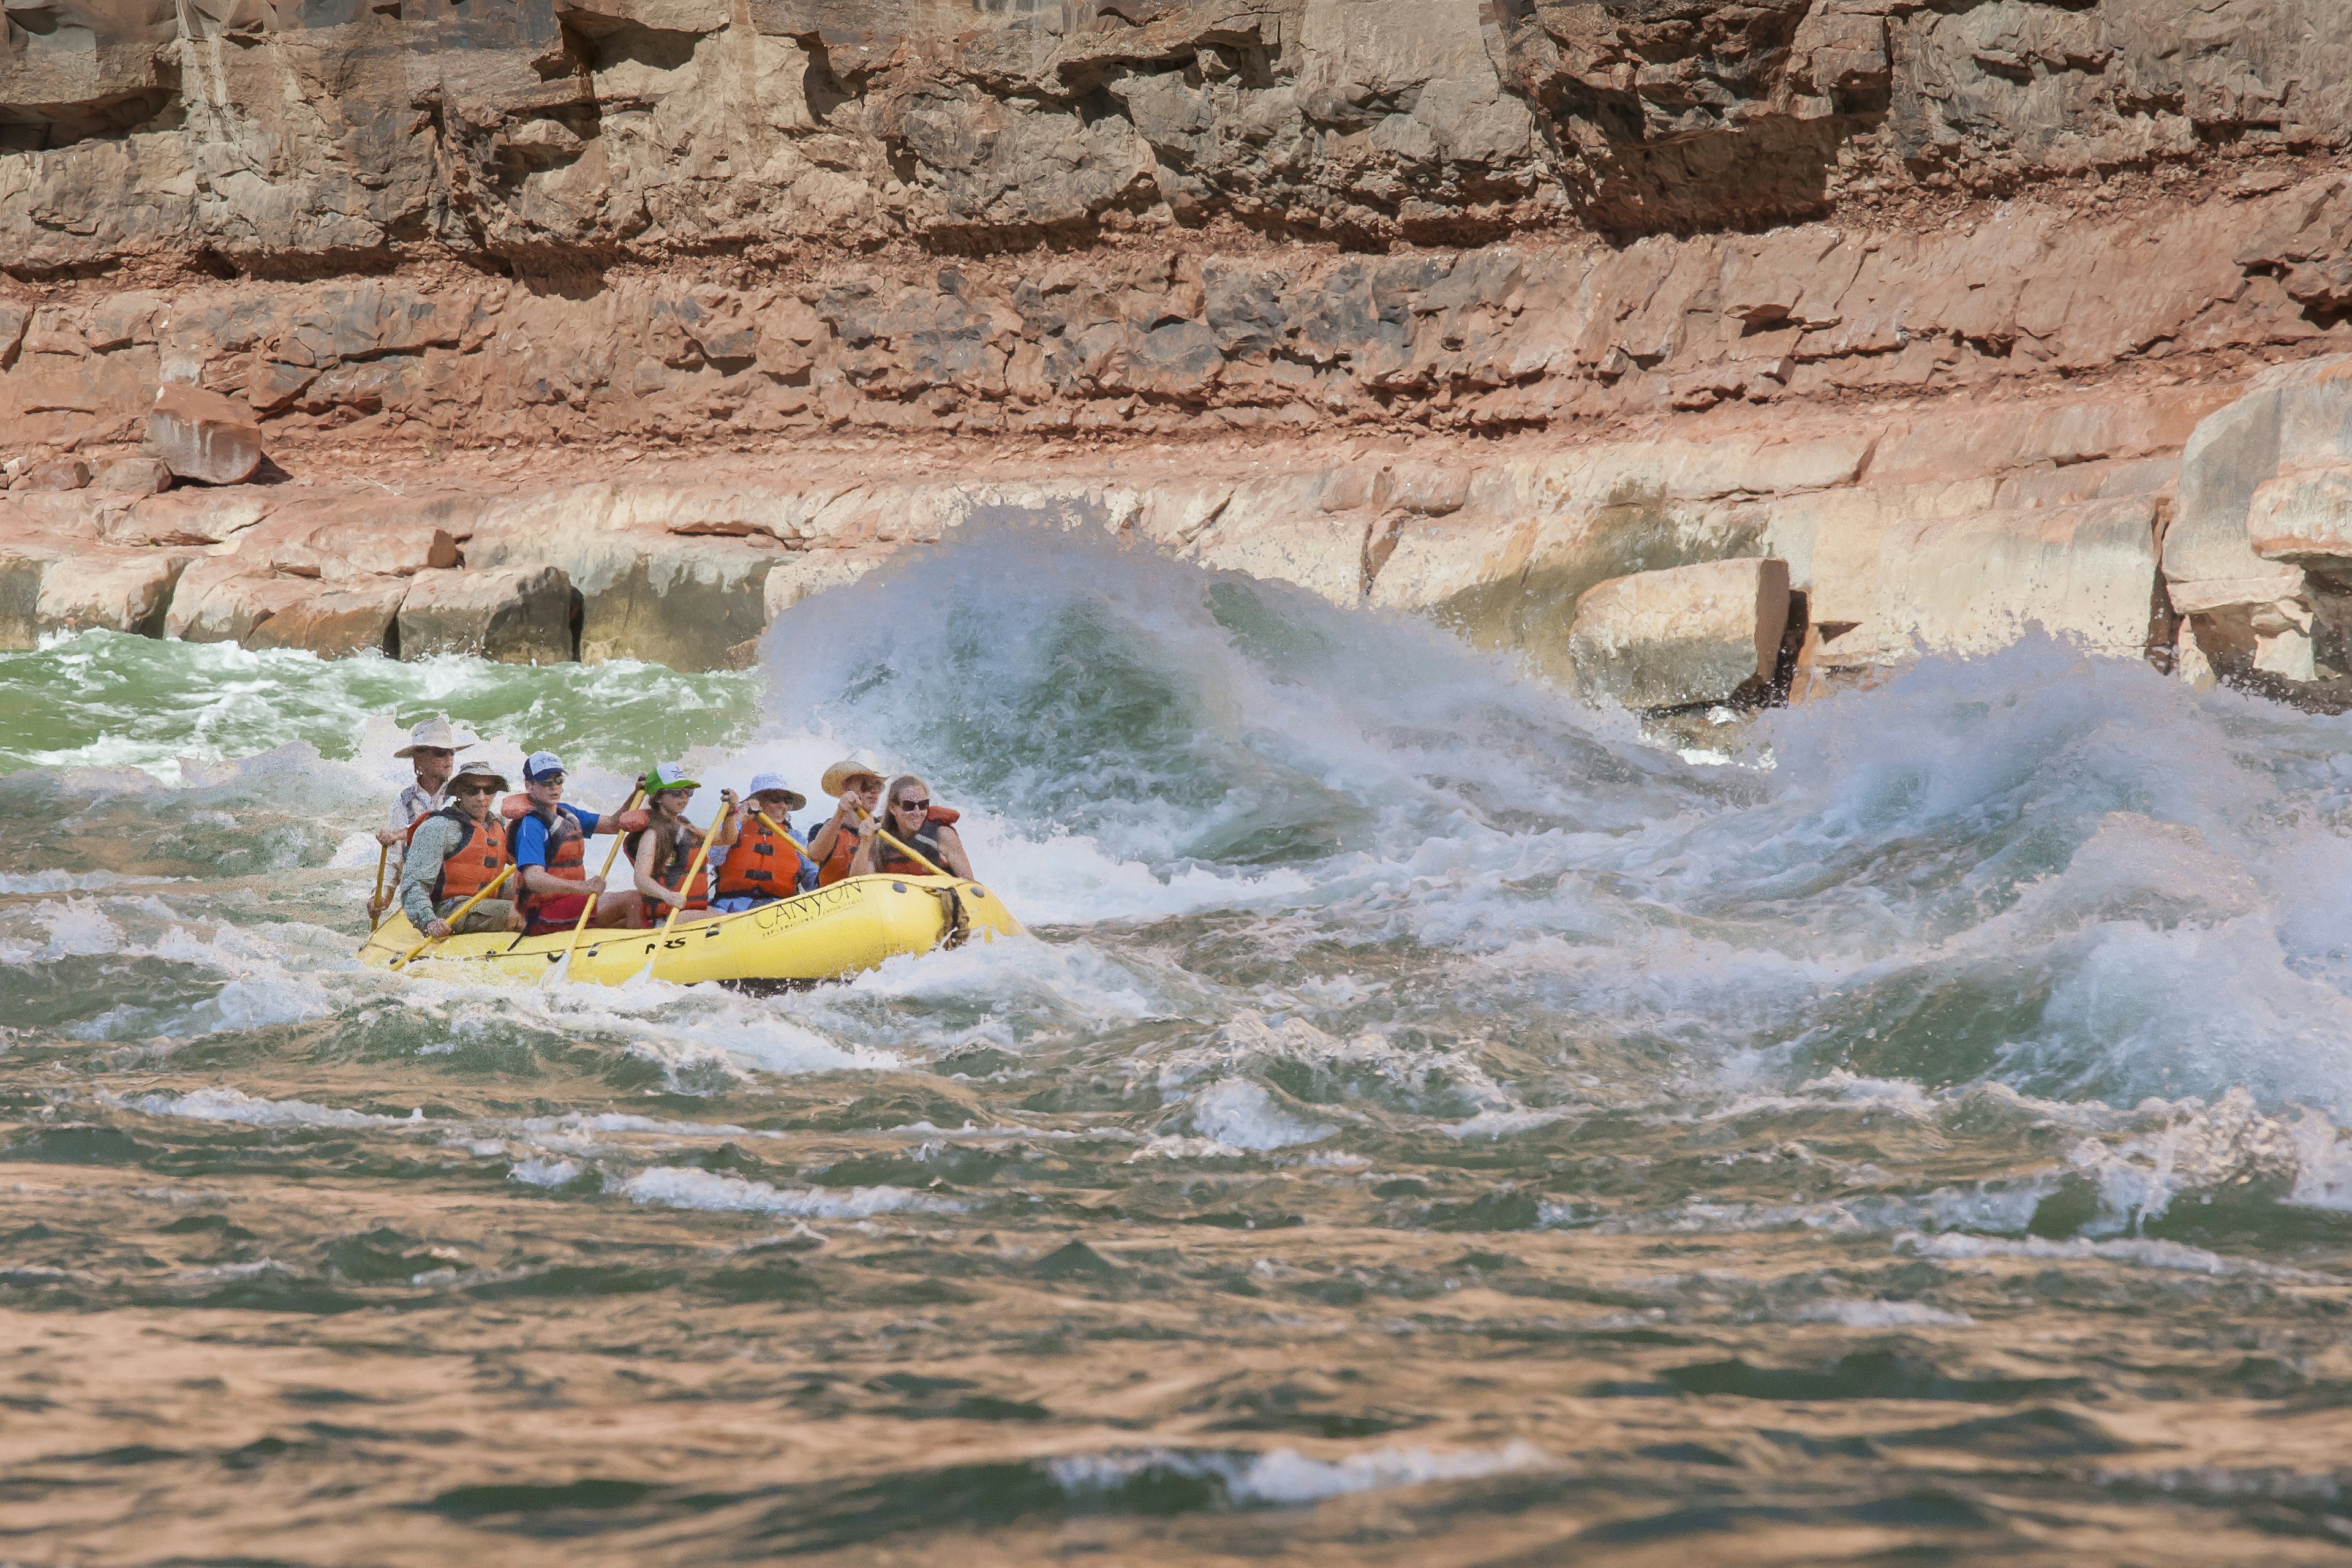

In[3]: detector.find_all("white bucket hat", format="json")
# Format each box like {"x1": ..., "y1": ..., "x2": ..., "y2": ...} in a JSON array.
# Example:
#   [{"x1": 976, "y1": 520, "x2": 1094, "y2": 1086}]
[
  {"x1": 747, "y1": 772, "x2": 807, "y2": 811},
  {"x1": 394, "y1": 715, "x2": 475, "y2": 760}
]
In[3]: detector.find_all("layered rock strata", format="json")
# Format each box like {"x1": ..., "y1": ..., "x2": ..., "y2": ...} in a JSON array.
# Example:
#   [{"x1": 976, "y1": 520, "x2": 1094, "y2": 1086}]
[
  {"x1": 3, "y1": 0, "x2": 2344, "y2": 271},
  {"x1": 5, "y1": 0, "x2": 2352, "y2": 701},
  {"x1": 2, "y1": 175, "x2": 2348, "y2": 451}
]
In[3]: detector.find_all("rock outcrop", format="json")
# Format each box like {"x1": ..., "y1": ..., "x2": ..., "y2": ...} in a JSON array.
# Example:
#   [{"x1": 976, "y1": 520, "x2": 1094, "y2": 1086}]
[
  {"x1": 2, "y1": 0, "x2": 2351, "y2": 707},
  {"x1": 1568, "y1": 558, "x2": 1793, "y2": 710},
  {"x1": 148, "y1": 385, "x2": 264, "y2": 486},
  {"x1": 398, "y1": 567, "x2": 574, "y2": 664},
  {"x1": 2, "y1": 0, "x2": 2345, "y2": 273},
  {"x1": 0, "y1": 371, "x2": 2258, "y2": 692}
]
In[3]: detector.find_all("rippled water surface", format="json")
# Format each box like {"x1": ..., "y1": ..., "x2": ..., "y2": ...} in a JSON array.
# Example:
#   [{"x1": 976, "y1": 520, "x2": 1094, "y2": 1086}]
[{"x1": 11, "y1": 530, "x2": 2352, "y2": 1566}]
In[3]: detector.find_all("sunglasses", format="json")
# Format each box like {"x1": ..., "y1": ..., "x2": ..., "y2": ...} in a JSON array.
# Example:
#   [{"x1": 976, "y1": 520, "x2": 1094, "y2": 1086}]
[
  {"x1": 894, "y1": 798, "x2": 930, "y2": 813},
  {"x1": 415, "y1": 748, "x2": 454, "y2": 760},
  {"x1": 454, "y1": 783, "x2": 501, "y2": 796}
]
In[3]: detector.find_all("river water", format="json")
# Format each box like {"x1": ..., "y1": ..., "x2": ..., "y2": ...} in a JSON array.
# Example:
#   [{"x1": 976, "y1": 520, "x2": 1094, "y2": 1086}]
[{"x1": 8, "y1": 529, "x2": 2352, "y2": 1566}]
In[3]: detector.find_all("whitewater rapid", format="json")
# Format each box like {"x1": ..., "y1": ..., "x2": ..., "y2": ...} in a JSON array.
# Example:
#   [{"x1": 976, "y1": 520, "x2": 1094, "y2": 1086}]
[{"x1": 9, "y1": 525, "x2": 2352, "y2": 1564}]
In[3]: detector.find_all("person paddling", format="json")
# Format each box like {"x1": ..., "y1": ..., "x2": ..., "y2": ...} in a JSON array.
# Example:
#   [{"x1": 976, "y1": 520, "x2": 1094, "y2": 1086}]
[
  {"x1": 374, "y1": 717, "x2": 471, "y2": 904},
  {"x1": 628, "y1": 763, "x2": 739, "y2": 926},
  {"x1": 397, "y1": 758, "x2": 524, "y2": 938},
  {"x1": 853, "y1": 774, "x2": 975, "y2": 880},
  {"x1": 710, "y1": 773, "x2": 814, "y2": 912},
  {"x1": 807, "y1": 750, "x2": 886, "y2": 888},
  {"x1": 510, "y1": 751, "x2": 651, "y2": 935}
]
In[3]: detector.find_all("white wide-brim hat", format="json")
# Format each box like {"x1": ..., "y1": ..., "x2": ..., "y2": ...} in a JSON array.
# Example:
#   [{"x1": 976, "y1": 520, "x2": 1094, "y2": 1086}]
[{"x1": 394, "y1": 715, "x2": 476, "y2": 760}]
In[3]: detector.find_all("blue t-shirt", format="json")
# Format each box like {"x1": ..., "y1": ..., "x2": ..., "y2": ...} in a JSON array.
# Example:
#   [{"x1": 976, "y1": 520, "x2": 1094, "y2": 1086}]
[{"x1": 510, "y1": 804, "x2": 602, "y2": 869}]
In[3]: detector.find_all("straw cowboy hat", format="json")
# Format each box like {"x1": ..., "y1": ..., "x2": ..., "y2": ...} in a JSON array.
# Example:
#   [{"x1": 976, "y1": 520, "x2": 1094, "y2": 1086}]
[
  {"x1": 746, "y1": 772, "x2": 808, "y2": 812},
  {"x1": 820, "y1": 750, "x2": 888, "y2": 797},
  {"x1": 394, "y1": 715, "x2": 475, "y2": 760}
]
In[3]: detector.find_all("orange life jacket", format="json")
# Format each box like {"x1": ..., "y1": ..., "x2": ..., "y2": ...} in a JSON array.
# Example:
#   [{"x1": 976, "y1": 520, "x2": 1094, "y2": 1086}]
[
  {"x1": 427, "y1": 806, "x2": 512, "y2": 904},
  {"x1": 815, "y1": 820, "x2": 862, "y2": 888},
  {"x1": 875, "y1": 806, "x2": 960, "y2": 878},
  {"x1": 714, "y1": 815, "x2": 806, "y2": 901}
]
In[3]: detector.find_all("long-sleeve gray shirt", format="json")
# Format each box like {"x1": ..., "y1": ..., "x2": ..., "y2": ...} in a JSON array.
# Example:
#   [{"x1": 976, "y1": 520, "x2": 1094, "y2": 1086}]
[
  {"x1": 383, "y1": 782, "x2": 448, "y2": 880},
  {"x1": 398, "y1": 812, "x2": 478, "y2": 929}
]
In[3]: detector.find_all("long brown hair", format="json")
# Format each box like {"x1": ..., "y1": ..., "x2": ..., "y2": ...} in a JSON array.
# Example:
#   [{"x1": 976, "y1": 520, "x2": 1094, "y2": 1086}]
[
  {"x1": 628, "y1": 789, "x2": 698, "y2": 881},
  {"x1": 883, "y1": 775, "x2": 929, "y2": 816}
]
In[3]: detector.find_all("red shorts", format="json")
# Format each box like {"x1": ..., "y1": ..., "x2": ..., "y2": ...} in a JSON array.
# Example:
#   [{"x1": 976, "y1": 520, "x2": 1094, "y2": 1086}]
[
  {"x1": 528, "y1": 894, "x2": 592, "y2": 932},
  {"x1": 526, "y1": 894, "x2": 637, "y2": 935}
]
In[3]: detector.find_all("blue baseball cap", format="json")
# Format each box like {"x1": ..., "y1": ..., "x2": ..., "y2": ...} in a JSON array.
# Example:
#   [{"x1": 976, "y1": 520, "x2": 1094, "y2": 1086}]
[{"x1": 523, "y1": 750, "x2": 566, "y2": 782}]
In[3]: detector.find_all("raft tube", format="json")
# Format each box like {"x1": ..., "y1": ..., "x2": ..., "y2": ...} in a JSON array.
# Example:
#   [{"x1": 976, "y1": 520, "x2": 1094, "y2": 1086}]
[{"x1": 356, "y1": 873, "x2": 1022, "y2": 987}]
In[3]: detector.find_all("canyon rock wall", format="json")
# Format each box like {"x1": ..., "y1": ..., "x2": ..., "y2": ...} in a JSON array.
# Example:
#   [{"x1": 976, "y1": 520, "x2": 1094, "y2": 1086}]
[
  {"x1": 6, "y1": 0, "x2": 2346, "y2": 270},
  {"x1": 0, "y1": 174, "x2": 2346, "y2": 451},
  {"x1": 6, "y1": 0, "x2": 2352, "y2": 698}
]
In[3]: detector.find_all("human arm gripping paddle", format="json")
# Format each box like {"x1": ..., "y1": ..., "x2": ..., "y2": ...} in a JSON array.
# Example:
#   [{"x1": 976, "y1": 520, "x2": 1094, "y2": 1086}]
[
  {"x1": 875, "y1": 821, "x2": 949, "y2": 879},
  {"x1": 753, "y1": 808, "x2": 897, "y2": 882},
  {"x1": 660, "y1": 792, "x2": 736, "y2": 937},
  {"x1": 842, "y1": 800, "x2": 953, "y2": 881},
  {"x1": 391, "y1": 864, "x2": 514, "y2": 969},
  {"x1": 545, "y1": 785, "x2": 644, "y2": 984}
]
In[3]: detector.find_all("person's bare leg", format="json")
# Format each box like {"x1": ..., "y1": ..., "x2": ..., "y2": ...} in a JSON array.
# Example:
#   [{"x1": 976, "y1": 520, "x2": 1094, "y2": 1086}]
[{"x1": 594, "y1": 891, "x2": 644, "y2": 929}]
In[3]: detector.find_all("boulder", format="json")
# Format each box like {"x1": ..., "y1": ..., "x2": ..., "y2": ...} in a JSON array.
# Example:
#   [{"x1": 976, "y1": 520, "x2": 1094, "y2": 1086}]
[
  {"x1": 148, "y1": 384, "x2": 265, "y2": 486},
  {"x1": 90, "y1": 457, "x2": 173, "y2": 495},
  {"x1": 244, "y1": 577, "x2": 410, "y2": 657},
  {"x1": 466, "y1": 518, "x2": 773, "y2": 669},
  {"x1": 108, "y1": 489, "x2": 278, "y2": 546},
  {"x1": 396, "y1": 567, "x2": 573, "y2": 663},
  {"x1": 0, "y1": 552, "x2": 49, "y2": 650},
  {"x1": 17, "y1": 458, "x2": 89, "y2": 492},
  {"x1": 2248, "y1": 466, "x2": 2352, "y2": 576},
  {"x1": 34, "y1": 552, "x2": 190, "y2": 638},
  {"x1": 236, "y1": 516, "x2": 460, "y2": 581},
  {"x1": 162, "y1": 559, "x2": 316, "y2": 643},
  {"x1": 1567, "y1": 557, "x2": 1792, "y2": 709},
  {"x1": 2163, "y1": 356, "x2": 2352, "y2": 614}
]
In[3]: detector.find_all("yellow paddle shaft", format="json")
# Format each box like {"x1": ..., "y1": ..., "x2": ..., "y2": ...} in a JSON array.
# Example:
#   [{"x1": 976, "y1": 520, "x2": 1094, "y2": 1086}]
[
  {"x1": 868, "y1": 815, "x2": 949, "y2": 879},
  {"x1": 393, "y1": 862, "x2": 514, "y2": 968},
  {"x1": 546, "y1": 785, "x2": 644, "y2": 984},
  {"x1": 659, "y1": 797, "x2": 734, "y2": 936}
]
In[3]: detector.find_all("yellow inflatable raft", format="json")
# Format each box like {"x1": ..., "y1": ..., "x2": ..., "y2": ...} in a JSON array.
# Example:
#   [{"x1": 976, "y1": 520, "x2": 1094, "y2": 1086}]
[{"x1": 356, "y1": 874, "x2": 1022, "y2": 987}]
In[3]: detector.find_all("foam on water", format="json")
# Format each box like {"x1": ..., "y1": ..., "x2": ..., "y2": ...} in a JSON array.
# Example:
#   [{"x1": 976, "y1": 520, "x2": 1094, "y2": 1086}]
[
  {"x1": 10, "y1": 526, "x2": 2352, "y2": 1254},
  {"x1": 619, "y1": 1167, "x2": 966, "y2": 1217},
  {"x1": 117, "y1": 1088, "x2": 418, "y2": 1129},
  {"x1": 1048, "y1": 1440, "x2": 1553, "y2": 1506}
]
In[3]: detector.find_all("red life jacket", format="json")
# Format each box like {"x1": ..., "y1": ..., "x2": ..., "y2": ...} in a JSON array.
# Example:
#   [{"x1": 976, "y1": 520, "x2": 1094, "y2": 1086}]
[
  {"x1": 875, "y1": 807, "x2": 960, "y2": 878},
  {"x1": 427, "y1": 806, "x2": 512, "y2": 904},
  {"x1": 715, "y1": 815, "x2": 806, "y2": 900},
  {"x1": 510, "y1": 806, "x2": 587, "y2": 922}
]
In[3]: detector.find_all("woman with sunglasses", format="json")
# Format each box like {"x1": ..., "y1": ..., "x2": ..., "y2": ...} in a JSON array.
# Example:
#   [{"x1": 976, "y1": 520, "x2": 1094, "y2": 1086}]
[{"x1": 851, "y1": 774, "x2": 974, "y2": 881}]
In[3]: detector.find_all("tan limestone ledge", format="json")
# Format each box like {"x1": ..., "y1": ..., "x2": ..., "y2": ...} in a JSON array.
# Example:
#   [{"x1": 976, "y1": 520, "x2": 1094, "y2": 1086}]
[{"x1": 0, "y1": 373, "x2": 2244, "y2": 693}]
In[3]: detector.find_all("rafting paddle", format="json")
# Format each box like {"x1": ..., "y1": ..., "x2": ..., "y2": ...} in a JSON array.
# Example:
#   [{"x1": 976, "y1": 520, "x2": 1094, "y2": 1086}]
[
  {"x1": 391, "y1": 863, "x2": 514, "y2": 970},
  {"x1": 367, "y1": 843, "x2": 389, "y2": 932},
  {"x1": 658, "y1": 791, "x2": 736, "y2": 938},
  {"x1": 544, "y1": 784, "x2": 644, "y2": 986}
]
